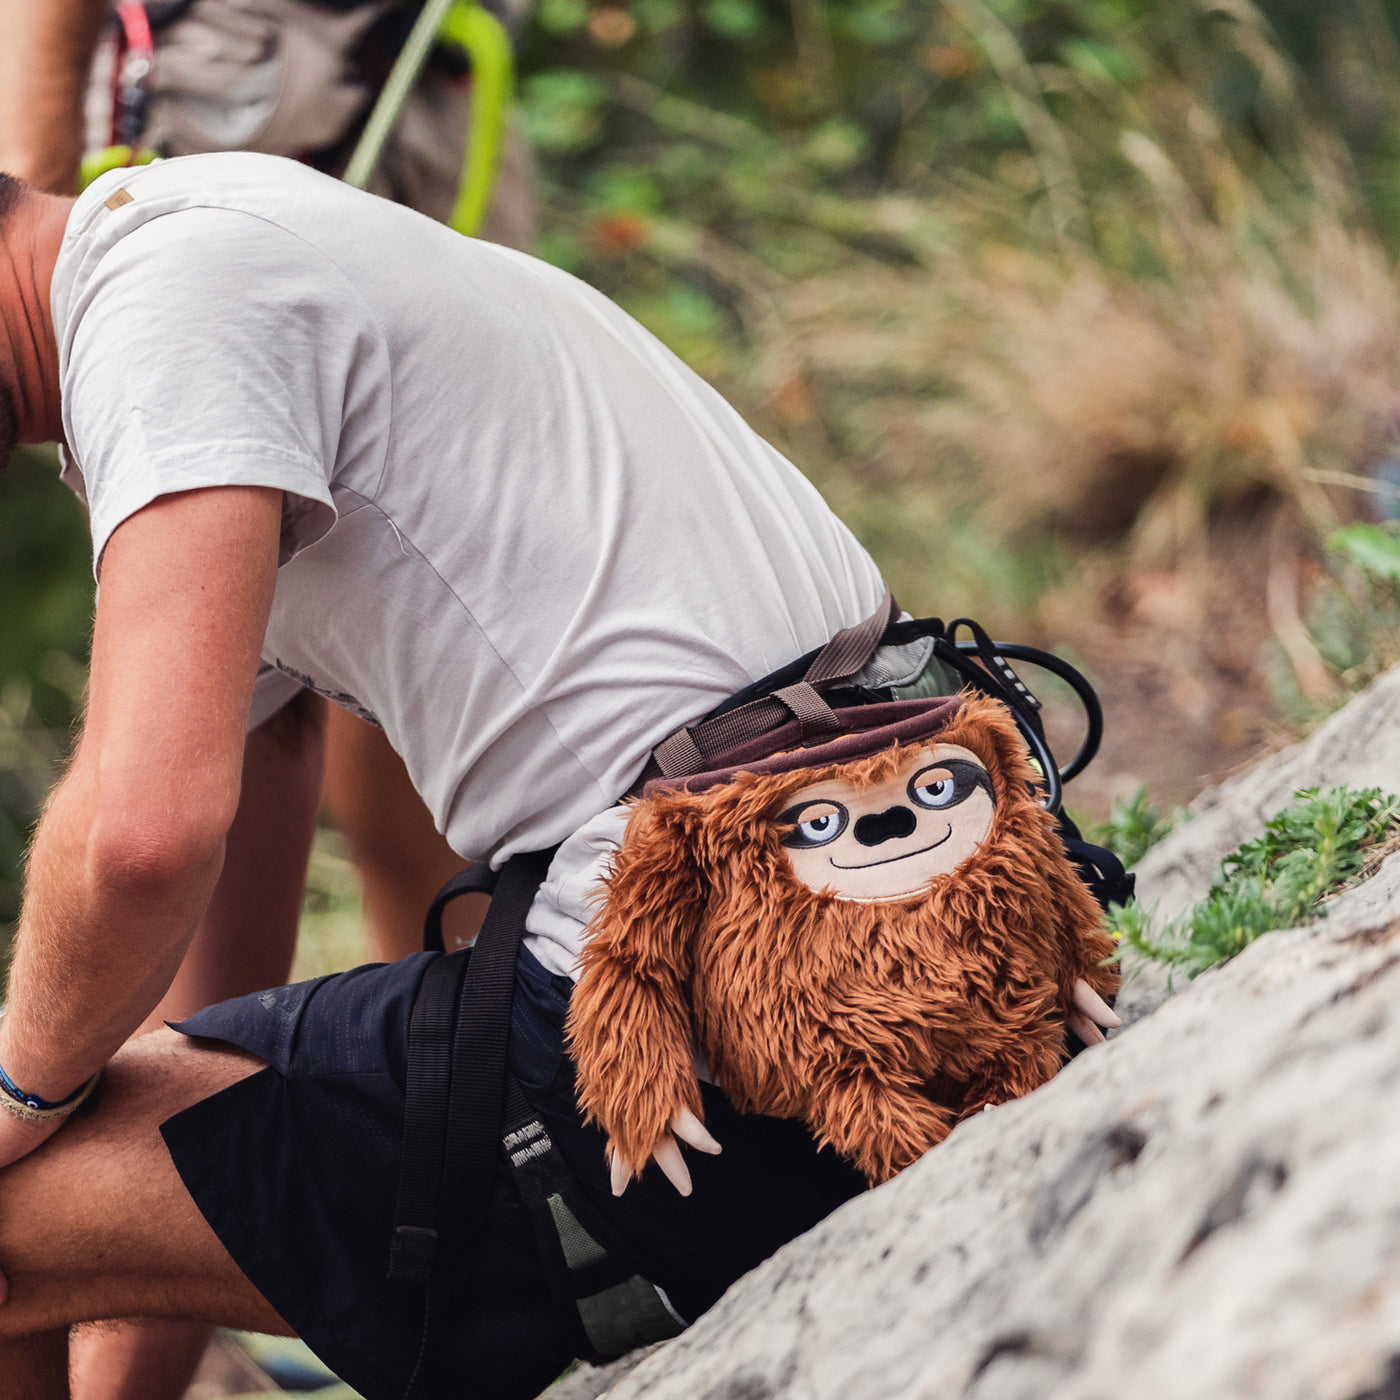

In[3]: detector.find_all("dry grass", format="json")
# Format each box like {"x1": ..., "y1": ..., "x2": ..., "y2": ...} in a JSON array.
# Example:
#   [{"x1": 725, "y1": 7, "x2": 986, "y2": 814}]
[{"x1": 751, "y1": 118, "x2": 1400, "y2": 617}]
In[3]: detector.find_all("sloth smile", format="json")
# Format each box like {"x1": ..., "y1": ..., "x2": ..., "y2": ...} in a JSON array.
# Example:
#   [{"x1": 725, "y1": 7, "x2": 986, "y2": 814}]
[{"x1": 828, "y1": 825, "x2": 952, "y2": 870}]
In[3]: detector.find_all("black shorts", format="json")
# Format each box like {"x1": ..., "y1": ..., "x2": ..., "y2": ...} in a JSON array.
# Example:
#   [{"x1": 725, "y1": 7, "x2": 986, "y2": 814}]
[{"x1": 162, "y1": 947, "x2": 866, "y2": 1400}]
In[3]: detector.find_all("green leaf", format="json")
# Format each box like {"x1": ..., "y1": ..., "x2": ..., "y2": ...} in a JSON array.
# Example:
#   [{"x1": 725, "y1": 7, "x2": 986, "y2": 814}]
[
  {"x1": 585, "y1": 163, "x2": 665, "y2": 214},
  {"x1": 632, "y1": 0, "x2": 684, "y2": 34},
  {"x1": 831, "y1": 0, "x2": 910, "y2": 48},
  {"x1": 521, "y1": 71, "x2": 609, "y2": 153},
  {"x1": 536, "y1": 0, "x2": 589, "y2": 35},
  {"x1": 1327, "y1": 523, "x2": 1400, "y2": 584},
  {"x1": 803, "y1": 118, "x2": 871, "y2": 173},
  {"x1": 701, "y1": 0, "x2": 764, "y2": 41}
]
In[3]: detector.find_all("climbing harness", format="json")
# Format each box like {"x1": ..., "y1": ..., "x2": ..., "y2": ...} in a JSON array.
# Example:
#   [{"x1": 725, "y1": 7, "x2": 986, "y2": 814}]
[
  {"x1": 388, "y1": 851, "x2": 690, "y2": 1400},
  {"x1": 386, "y1": 592, "x2": 1134, "y2": 1399}
]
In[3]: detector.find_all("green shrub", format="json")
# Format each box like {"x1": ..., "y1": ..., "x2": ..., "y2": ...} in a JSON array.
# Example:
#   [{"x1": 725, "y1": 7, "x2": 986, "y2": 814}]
[{"x1": 1110, "y1": 785, "x2": 1400, "y2": 977}]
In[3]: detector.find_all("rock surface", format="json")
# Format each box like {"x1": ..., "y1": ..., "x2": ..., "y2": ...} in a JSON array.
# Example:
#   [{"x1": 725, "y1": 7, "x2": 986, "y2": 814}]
[{"x1": 551, "y1": 665, "x2": 1400, "y2": 1400}]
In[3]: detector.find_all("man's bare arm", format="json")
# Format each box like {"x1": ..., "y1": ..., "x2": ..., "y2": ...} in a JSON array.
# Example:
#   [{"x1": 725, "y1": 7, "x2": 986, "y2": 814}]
[
  {"x1": 0, "y1": 485, "x2": 282, "y2": 1165},
  {"x1": 138, "y1": 689, "x2": 329, "y2": 1030},
  {"x1": 0, "y1": 0, "x2": 111, "y2": 192}
]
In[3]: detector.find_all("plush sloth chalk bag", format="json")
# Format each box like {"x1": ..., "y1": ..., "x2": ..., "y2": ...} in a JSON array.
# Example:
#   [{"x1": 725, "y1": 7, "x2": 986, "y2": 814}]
[{"x1": 567, "y1": 693, "x2": 1120, "y2": 1191}]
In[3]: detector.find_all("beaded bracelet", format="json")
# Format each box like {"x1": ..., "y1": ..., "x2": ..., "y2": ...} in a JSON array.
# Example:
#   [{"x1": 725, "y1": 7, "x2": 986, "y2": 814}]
[{"x1": 0, "y1": 1048, "x2": 102, "y2": 1123}]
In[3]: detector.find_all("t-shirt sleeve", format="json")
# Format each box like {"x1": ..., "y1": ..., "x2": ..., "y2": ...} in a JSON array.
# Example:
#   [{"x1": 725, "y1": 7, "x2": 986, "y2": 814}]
[
  {"x1": 247, "y1": 662, "x2": 305, "y2": 733},
  {"x1": 60, "y1": 206, "x2": 388, "y2": 574}
]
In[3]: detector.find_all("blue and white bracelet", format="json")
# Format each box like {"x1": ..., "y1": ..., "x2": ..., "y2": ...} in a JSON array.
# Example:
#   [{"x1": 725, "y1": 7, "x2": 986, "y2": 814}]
[{"x1": 0, "y1": 1033, "x2": 101, "y2": 1123}]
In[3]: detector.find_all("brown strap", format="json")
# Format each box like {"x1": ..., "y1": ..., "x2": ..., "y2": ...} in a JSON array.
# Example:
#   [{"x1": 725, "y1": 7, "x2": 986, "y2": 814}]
[
  {"x1": 652, "y1": 726, "x2": 707, "y2": 780},
  {"x1": 771, "y1": 681, "x2": 841, "y2": 739},
  {"x1": 650, "y1": 585, "x2": 897, "y2": 781},
  {"x1": 801, "y1": 586, "x2": 898, "y2": 686}
]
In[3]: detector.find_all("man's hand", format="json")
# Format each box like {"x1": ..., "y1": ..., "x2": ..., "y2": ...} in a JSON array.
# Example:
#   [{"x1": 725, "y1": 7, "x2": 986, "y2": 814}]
[
  {"x1": 0, "y1": 486, "x2": 282, "y2": 1164},
  {"x1": 0, "y1": 0, "x2": 111, "y2": 192}
]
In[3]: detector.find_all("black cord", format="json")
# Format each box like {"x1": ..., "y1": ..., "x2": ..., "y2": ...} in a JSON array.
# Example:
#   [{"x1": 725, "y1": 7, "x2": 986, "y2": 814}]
[{"x1": 954, "y1": 640, "x2": 1104, "y2": 783}]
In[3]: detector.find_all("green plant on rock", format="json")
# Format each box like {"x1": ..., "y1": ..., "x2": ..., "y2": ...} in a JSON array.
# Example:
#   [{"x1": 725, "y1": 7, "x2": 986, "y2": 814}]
[
  {"x1": 1109, "y1": 785, "x2": 1400, "y2": 978},
  {"x1": 1088, "y1": 784, "x2": 1174, "y2": 868}
]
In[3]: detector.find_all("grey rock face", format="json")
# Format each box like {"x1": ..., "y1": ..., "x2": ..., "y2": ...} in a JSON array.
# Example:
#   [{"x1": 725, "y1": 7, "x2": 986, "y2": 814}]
[{"x1": 551, "y1": 665, "x2": 1400, "y2": 1400}]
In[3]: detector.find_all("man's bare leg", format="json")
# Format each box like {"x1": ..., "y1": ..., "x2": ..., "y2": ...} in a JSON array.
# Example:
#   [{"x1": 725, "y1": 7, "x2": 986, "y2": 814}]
[{"x1": 0, "y1": 1030, "x2": 291, "y2": 1400}]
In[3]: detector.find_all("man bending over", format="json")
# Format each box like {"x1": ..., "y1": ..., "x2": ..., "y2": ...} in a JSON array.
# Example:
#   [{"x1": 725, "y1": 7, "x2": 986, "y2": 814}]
[{"x1": 0, "y1": 151, "x2": 895, "y2": 1398}]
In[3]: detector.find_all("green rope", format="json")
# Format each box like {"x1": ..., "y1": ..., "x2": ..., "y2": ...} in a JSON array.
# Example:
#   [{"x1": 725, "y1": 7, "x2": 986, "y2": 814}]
[
  {"x1": 77, "y1": 145, "x2": 157, "y2": 192},
  {"x1": 440, "y1": 1, "x2": 514, "y2": 236}
]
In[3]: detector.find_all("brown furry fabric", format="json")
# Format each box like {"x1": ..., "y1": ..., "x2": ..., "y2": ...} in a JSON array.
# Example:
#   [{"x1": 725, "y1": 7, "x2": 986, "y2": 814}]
[{"x1": 568, "y1": 695, "x2": 1119, "y2": 1187}]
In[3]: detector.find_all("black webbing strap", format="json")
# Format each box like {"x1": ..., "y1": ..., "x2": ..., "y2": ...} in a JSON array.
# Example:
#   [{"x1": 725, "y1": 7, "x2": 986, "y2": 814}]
[
  {"x1": 388, "y1": 951, "x2": 471, "y2": 1284},
  {"x1": 650, "y1": 585, "x2": 898, "y2": 780},
  {"x1": 422, "y1": 865, "x2": 500, "y2": 953},
  {"x1": 388, "y1": 847, "x2": 557, "y2": 1400},
  {"x1": 436, "y1": 847, "x2": 556, "y2": 1251}
]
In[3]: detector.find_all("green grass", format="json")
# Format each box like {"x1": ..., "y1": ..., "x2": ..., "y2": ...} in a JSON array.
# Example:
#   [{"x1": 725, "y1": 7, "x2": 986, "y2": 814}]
[
  {"x1": 292, "y1": 828, "x2": 374, "y2": 981},
  {"x1": 1109, "y1": 785, "x2": 1400, "y2": 978},
  {"x1": 1087, "y1": 785, "x2": 1176, "y2": 869}
]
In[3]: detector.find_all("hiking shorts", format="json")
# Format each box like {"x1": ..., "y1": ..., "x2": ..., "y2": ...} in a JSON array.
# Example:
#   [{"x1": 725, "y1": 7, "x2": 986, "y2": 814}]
[{"x1": 161, "y1": 946, "x2": 866, "y2": 1400}]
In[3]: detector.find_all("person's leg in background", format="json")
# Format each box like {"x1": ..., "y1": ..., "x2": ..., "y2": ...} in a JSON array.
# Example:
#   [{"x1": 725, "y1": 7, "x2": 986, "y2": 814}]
[{"x1": 321, "y1": 707, "x2": 487, "y2": 959}]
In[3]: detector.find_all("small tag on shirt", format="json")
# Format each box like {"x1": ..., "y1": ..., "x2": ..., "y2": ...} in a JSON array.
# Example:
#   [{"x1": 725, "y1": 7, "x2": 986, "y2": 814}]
[{"x1": 104, "y1": 189, "x2": 134, "y2": 211}]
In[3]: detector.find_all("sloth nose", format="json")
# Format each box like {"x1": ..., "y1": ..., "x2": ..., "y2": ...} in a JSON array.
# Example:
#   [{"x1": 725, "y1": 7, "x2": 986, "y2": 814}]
[{"x1": 853, "y1": 805, "x2": 918, "y2": 846}]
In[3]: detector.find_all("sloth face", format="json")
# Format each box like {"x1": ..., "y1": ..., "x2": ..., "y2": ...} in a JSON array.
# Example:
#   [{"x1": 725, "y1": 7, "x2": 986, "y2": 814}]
[{"x1": 776, "y1": 744, "x2": 996, "y2": 902}]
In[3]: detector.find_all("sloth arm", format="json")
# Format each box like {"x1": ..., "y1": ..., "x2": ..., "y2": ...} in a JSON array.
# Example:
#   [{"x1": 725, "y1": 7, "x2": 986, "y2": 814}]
[{"x1": 804, "y1": 1060, "x2": 957, "y2": 1186}]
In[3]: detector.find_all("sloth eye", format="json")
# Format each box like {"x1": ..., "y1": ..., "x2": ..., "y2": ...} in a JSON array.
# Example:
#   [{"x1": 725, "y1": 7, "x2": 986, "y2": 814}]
[
  {"x1": 778, "y1": 800, "x2": 849, "y2": 848},
  {"x1": 908, "y1": 759, "x2": 992, "y2": 811},
  {"x1": 912, "y1": 774, "x2": 956, "y2": 808}
]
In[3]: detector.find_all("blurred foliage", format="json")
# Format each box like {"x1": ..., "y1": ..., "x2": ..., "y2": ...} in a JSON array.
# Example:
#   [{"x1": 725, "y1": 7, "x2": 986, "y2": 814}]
[
  {"x1": 1086, "y1": 782, "x2": 1174, "y2": 867},
  {"x1": 518, "y1": 0, "x2": 1400, "y2": 633},
  {"x1": 1329, "y1": 519, "x2": 1400, "y2": 583},
  {"x1": 0, "y1": 447, "x2": 93, "y2": 944},
  {"x1": 293, "y1": 829, "x2": 373, "y2": 981},
  {"x1": 1315, "y1": 521, "x2": 1400, "y2": 684}
]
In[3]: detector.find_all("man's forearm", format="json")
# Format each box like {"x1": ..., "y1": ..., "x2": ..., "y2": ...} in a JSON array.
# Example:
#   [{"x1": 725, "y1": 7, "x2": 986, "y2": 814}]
[
  {"x1": 0, "y1": 758, "x2": 228, "y2": 1102},
  {"x1": 0, "y1": 488, "x2": 280, "y2": 1161},
  {"x1": 0, "y1": 0, "x2": 110, "y2": 192}
]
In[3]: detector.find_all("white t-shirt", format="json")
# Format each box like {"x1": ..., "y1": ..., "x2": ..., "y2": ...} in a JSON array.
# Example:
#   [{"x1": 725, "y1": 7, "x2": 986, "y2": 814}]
[{"x1": 50, "y1": 153, "x2": 885, "y2": 973}]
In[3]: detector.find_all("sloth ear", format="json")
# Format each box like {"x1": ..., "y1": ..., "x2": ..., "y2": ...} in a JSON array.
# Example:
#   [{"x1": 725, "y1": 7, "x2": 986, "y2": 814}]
[{"x1": 567, "y1": 796, "x2": 710, "y2": 1172}]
